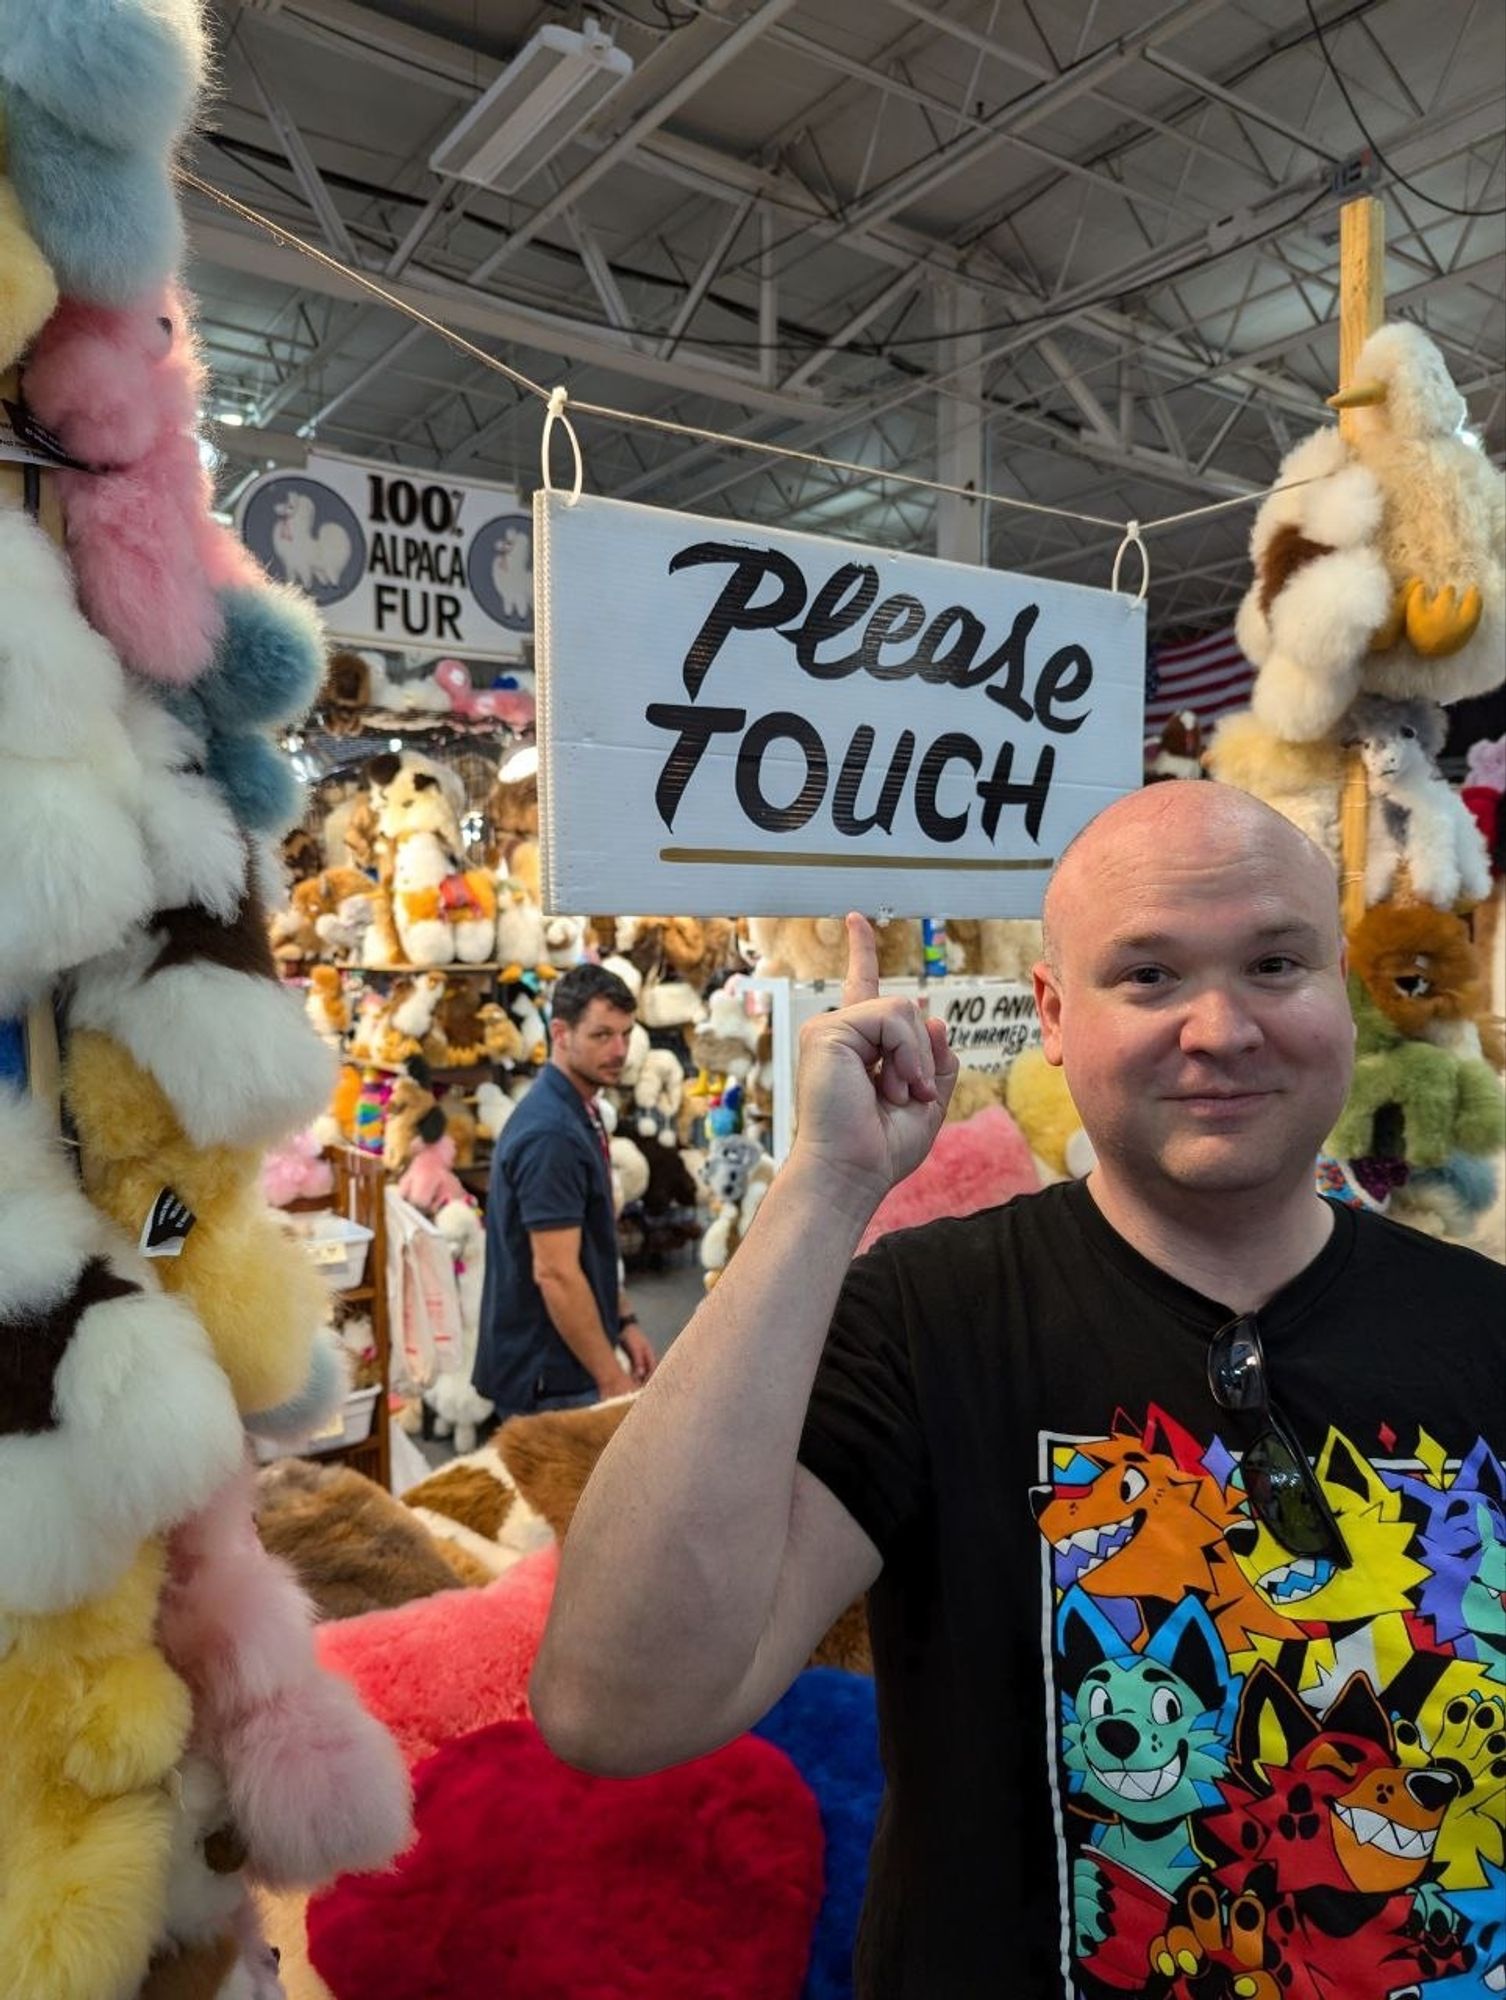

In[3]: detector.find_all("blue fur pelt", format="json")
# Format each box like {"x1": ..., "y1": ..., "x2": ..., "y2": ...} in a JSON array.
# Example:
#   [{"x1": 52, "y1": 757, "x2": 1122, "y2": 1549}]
[
  {"x1": 1, "y1": 90, "x2": 183, "y2": 305},
  {"x1": 245, "y1": 1332, "x2": 348, "y2": 1445},
  {"x1": 754, "y1": 1668, "x2": 882, "y2": 2000},
  {"x1": 0, "y1": 0, "x2": 206, "y2": 152}
]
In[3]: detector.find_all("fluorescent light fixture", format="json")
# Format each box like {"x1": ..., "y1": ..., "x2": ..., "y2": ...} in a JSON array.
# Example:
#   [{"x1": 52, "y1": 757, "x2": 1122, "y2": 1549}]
[{"x1": 429, "y1": 18, "x2": 633, "y2": 194}]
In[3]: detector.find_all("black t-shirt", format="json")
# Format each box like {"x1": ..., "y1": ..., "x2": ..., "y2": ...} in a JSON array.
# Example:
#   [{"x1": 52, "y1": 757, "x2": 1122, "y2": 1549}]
[{"x1": 797, "y1": 1180, "x2": 1505, "y2": 2000}]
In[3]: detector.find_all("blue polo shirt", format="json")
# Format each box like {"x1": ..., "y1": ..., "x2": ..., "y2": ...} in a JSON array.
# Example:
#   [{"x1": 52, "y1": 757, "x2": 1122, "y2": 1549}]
[{"x1": 473, "y1": 1063, "x2": 620, "y2": 1416}]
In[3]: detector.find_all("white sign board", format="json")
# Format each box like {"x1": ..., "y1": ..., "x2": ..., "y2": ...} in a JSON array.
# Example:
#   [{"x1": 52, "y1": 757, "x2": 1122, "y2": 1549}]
[
  {"x1": 238, "y1": 450, "x2": 531, "y2": 660},
  {"x1": 535, "y1": 491, "x2": 1145, "y2": 917}
]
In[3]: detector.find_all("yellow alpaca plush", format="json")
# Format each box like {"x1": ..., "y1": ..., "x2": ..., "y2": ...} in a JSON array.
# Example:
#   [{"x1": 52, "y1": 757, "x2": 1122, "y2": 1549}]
[
  {"x1": 0, "y1": 1543, "x2": 190, "y2": 2000},
  {"x1": 65, "y1": 1031, "x2": 326, "y2": 1418},
  {"x1": 1004, "y1": 1048, "x2": 1095, "y2": 1180},
  {"x1": 0, "y1": 155, "x2": 58, "y2": 371}
]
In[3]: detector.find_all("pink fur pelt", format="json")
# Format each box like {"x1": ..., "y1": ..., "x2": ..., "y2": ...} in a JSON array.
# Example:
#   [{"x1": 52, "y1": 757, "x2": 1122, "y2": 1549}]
[
  {"x1": 159, "y1": 1461, "x2": 412, "y2": 1890},
  {"x1": 858, "y1": 1103, "x2": 1040, "y2": 1254},
  {"x1": 25, "y1": 287, "x2": 260, "y2": 684},
  {"x1": 396, "y1": 1134, "x2": 467, "y2": 1216},
  {"x1": 316, "y1": 1546, "x2": 558, "y2": 1766}
]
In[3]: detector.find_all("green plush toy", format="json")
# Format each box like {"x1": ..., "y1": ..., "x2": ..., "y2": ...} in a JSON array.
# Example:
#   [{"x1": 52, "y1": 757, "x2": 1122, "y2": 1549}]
[{"x1": 1328, "y1": 974, "x2": 1505, "y2": 1169}]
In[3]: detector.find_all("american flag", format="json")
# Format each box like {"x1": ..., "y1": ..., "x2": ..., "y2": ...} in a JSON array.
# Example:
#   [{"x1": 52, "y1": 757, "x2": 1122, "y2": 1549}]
[{"x1": 1143, "y1": 627, "x2": 1256, "y2": 752}]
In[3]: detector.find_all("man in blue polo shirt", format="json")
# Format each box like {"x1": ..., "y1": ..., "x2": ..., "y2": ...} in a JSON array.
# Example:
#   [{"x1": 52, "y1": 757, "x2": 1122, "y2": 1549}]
[{"x1": 474, "y1": 963, "x2": 657, "y2": 1421}]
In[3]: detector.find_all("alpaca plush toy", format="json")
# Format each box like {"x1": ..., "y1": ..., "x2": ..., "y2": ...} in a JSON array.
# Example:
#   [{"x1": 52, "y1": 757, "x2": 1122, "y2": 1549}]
[
  {"x1": 67, "y1": 691, "x2": 334, "y2": 1153},
  {"x1": 475, "y1": 1080, "x2": 515, "y2": 1145},
  {"x1": 1204, "y1": 709, "x2": 1346, "y2": 864},
  {"x1": 494, "y1": 878, "x2": 547, "y2": 976},
  {"x1": 0, "y1": 166, "x2": 57, "y2": 370},
  {"x1": 1241, "y1": 325, "x2": 1505, "y2": 739},
  {"x1": 747, "y1": 915, "x2": 848, "y2": 982},
  {"x1": 398, "y1": 1134, "x2": 468, "y2": 1216},
  {"x1": 157, "y1": 1460, "x2": 412, "y2": 1892},
  {"x1": 633, "y1": 1048, "x2": 686, "y2": 1148},
  {"x1": 430, "y1": 980, "x2": 491, "y2": 1066},
  {"x1": 25, "y1": 286, "x2": 260, "y2": 684},
  {"x1": 1346, "y1": 695, "x2": 1493, "y2": 908},
  {"x1": 0, "y1": 1089, "x2": 243, "y2": 1614},
  {"x1": 610, "y1": 1135, "x2": 651, "y2": 1214},
  {"x1": 0, "y1": 508, "x2": 153, "y2": 1015},
  {"x1": 0, "y1": 1542, "x2": 194, "y2": 2000},
  {"x1": 378, "y1": 971, "x2": 448, "y2": 1065},
  {"x1": 1004, "y1": 1048, "x2": 1096, "y2": 1181},
  {"x1": 944, "y1": 918, "x2": 1043, "y2": 980},
  {"x1": 64, "y1": 1031, "x2": 332, "y2": 1423},
  {"x1": 0, "y1": 0, "x2": 207, "y2": 304},
  {"x1": 690, "y1": 987, "x2": 760, "y2": 1081},
  {"x1": 423, "y1": 1199, "x2": 494, "y2": 1454},
  {"x1": 304, "y1": 964, "x2": 349, "y2": 1048},
  {"x1": 383, "y1": 1074, "x2": 447, "y2": 1176},
  {"x1": 1145, "y1": 709, "x2": 1206, "y2": 782},
  {"x1": 367, "y1": 752, "x2": 495, "y2": 966},
  {"x1": 270, "y1": 866, "x2": 373, "y2": 963}
]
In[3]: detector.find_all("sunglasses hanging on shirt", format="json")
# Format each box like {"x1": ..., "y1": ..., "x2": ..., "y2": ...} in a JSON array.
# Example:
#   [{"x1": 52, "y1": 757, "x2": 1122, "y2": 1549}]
[{"x1": 1207, "y1": 1314, "x2": 1353, "y2": 1572}]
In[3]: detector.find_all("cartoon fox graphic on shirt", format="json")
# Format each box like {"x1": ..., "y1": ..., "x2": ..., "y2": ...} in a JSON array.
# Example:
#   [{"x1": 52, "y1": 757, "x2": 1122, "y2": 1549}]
[{"x1": 1033, "y1": 1412, "x2": 1505, "y2": 2000}]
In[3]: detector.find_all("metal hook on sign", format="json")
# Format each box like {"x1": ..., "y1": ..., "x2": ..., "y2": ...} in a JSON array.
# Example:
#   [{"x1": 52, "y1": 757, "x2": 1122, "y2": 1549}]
[
  {"x1": 540, "y1": 385, "x2": 584, "y2": 506},
  {"x1": 1111, "y1": 520, "x2": 1149, "y2": 605}
]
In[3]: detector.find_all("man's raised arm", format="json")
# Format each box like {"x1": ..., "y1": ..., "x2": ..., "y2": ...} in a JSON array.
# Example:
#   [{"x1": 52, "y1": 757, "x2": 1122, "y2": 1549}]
[{"x1": 530, "y1": 914, "x2": 956, "y2": 1774}]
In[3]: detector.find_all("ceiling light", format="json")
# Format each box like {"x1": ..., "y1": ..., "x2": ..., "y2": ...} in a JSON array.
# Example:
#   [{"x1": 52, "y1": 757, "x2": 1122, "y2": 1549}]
[{"x1": 429, "y1": 18, "x2": 632, "y2": 194}]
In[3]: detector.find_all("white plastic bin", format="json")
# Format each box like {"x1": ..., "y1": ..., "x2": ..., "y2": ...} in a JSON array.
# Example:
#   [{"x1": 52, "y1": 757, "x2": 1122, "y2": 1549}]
[{"x1": 288, "y1": 1212, "x2": 374, "y2": 1290}]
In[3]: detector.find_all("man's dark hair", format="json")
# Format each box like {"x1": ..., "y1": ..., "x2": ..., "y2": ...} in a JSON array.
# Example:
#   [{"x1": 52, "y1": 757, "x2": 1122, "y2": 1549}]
[{"x1": 550, "y1": 962, "x2": 637, "y2": 1027}]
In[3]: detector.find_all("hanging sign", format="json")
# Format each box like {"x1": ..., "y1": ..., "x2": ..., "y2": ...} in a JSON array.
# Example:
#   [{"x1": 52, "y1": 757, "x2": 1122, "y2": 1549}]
[
  {"x1": 535, "y1": 491, "x2": 1146, "y2": 917},
  {"x1": 237, "y1": 450, "x2": 532, "y2": 660}
]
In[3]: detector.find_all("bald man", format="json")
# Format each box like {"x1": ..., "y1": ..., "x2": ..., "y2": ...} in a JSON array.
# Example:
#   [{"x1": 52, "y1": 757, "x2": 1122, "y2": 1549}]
[{"x1": 534, "y1": 783, "x2": 1503, "y2": 2000}]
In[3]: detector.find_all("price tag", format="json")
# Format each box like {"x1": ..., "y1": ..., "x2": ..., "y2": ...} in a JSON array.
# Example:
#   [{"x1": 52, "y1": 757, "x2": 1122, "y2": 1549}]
[{"x1": 309, "y1": 1239, "x2": 347, "y2": 1267}]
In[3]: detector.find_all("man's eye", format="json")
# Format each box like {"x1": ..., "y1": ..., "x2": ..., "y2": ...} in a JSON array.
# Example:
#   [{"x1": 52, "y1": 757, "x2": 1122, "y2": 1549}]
[
  {"x1": 1125, "y1": 966, "x2": 1166, "y2": 986},
  {"x1": 1253, "y1": 956, "x2": 1298, "y2": 976}
]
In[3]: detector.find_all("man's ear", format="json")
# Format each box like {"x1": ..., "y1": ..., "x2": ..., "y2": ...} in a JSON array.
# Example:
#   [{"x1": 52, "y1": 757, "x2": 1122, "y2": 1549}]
[{"x1": 1033, "y1": 961, "x2": 1065, "y2": 1066}]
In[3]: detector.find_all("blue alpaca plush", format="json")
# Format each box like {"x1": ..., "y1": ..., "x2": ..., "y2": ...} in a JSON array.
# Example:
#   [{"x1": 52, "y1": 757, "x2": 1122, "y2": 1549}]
[
  {"x1": 1, "y1": 90, "x2": 183, "y2": 304},
  {"x1": 197, "y1": 583, "x2": 327, "y2": 731},
  {"x1": 202, "y1": 726, "x2": 302, "y2": 836},
  {"x1": 0, "y1": 0, "x2": 206, "y2": 155},
  {"x1": 244, "y1": 1330, "x2": 348, "y2": 1445}
]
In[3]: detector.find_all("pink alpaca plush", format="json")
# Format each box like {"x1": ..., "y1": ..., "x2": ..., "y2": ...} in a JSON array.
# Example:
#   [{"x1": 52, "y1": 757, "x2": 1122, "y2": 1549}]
[
  {"x1": 25, "y1": 286, "x2": 259, "y2": 684},
  {"x1": 858, "y1": 1103, "x2": 1040, "y2": 1254},
  {"x1": 396, "y1": 1134, "x2": 468, "y2": 1216},
  {"x1": 262, "y1": 1130, "x2": 335, "y2": 1208},
  {"x1": 159, "y1": 1461, "x2": 412, "y2": 1890},
  {"x1": 430, "y1": 659, "x2": 536, "y2": 730}
]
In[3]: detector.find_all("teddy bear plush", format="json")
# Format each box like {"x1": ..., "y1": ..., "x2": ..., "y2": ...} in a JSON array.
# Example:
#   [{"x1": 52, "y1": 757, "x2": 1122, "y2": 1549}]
[
  {"x1": 64, "y1": 1030, "x2": 332, "y2": 1423},
  {"x1": 1349, "y1": 902, "x2": 1486, "y2": 1046},
  {"x1": 1328, "y1": 973, "x2": 1504, "y2": 1169},
  {"x1": 366, "y1": 751, "x2": 496, "y2": 966},
  {"x1": 0, "y1": 1541, "x2": 193, "y2": 2000}
]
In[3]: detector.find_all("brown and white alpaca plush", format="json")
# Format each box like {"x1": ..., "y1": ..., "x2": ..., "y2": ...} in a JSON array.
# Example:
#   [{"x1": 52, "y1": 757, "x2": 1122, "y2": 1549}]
[{"x1": 367, "y1": 752, "x2": 495, "y2": 967}]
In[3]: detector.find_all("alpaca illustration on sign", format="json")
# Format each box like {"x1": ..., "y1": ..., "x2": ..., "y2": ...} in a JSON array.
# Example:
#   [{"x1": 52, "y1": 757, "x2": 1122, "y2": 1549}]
[
  {"x1": 275, "y1": 490, "x2": 354, "y2": 591},
  {"x1": 492, "y1": 524, "x2": 533, "y2": 624}
]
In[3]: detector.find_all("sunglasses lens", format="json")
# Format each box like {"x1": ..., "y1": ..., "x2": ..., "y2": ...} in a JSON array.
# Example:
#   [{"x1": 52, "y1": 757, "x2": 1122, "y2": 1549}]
[
  {"x1": 1208, "y1": 1318, "x2": 1266, "y2": 1413},
  {"x1": 1242, "y1": 1431, "x2": 1335, "y2": 1558}
]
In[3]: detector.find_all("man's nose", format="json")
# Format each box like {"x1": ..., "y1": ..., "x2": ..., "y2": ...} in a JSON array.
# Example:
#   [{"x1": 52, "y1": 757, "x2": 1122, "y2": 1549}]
[{"x1": 1179, "y1": 983, "x2": 1262, "y2": 1056}]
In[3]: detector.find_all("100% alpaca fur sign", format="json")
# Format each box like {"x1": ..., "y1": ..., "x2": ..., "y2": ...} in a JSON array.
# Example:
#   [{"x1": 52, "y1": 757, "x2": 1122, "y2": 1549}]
[{"x1": 534, "y1": 492, "x2": 1146, "y2": 917}]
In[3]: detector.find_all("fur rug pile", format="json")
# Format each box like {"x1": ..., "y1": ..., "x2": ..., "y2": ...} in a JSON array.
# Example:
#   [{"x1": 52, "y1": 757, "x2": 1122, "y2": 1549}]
[
  {"x1": 306, "y1": 1720, "x2": 825, "y2": 2000},
  {"x1": 255, "y1": 1460, "x2": 484, "y2": 1620},
  {"x1": 857, "y1": 1104, "x2": 1039, "y2": 1253}
]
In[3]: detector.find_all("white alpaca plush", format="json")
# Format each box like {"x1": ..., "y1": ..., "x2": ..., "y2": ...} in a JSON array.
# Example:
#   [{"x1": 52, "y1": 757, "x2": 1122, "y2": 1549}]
[
  {"x1": 609, "y1": 1134, "x2": 650, "y2": 1213},
  {"x1": 494, "y1": 879, "x2": 546, "y2": 972},
  {"x1": 0, "y1": 509, "x2": 154, "y2": 1013},
  {"x1": 633, "y1": 1048, "x2": 685, "y2": 1146},
  {"x1": 1238, "y1": 428, "x2": 1394, "y2": 741},
  {"x1": 1204, "y1": 709, "x2": 1347, "y2": 864},
  {"x1": 67, "y1": 693, "x2": 334, "y2": 1153},
  {"x1": 1346, "y1": 696, "x2": 1493, "y2": 909},
  {"x1": 423, "y1": 1200, "x2": 493, "y2": 1454},
  {"x1": 474, "y1": 1080, "x2": 514, "y2": 1144},
  {"x1": 0, "y1": 1091, "x2": 243, "y2": 1613}
]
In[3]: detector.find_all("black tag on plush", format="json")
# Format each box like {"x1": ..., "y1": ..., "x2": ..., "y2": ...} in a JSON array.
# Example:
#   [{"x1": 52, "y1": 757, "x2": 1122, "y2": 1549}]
[
  {"x1": 0, "y1": 399, "x2": 92, "y2": 472},
  {"x1": 141, "y1": 1187, "x2": 197, "y2": 1258}
]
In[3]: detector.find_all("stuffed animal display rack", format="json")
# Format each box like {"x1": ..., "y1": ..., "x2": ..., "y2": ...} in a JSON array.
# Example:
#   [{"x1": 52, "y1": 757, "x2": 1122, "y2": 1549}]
[
  {"x1": 0, "y1": 9, "x2": 412, "y2": 1990},
  {"x1": 1212, "y1": 319, "x2": 1505, "y2": 1242}
]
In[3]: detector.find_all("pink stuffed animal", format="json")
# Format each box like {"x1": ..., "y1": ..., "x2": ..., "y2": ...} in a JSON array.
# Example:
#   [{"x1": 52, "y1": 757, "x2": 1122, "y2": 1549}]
[
  {"x1": 397, "y1": 1133, "x2": 469, "y2": 1216},
  {"x1": 25, "y1": 286, "x2": 260, "y2": 683},
  {"x1": 261, "y1": 1129, "x2": 335, "y2": 1208},
  {"x1": 158, "y1": 1460, "x2": 412, "y2": 1890},
  {"x1": 431, "y1": 659, "x2": 536, "y2": 730}
]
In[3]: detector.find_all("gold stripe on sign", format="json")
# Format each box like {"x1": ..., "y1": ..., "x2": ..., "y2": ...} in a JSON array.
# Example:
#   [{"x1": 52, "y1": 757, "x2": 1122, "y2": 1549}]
[{"x1": 660, "y1": 848, "x2": 1054, "y2": 872}]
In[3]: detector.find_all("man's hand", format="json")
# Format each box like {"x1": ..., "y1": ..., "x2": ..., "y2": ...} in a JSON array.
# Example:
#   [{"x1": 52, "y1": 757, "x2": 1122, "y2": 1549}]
[
  {"x1": 791, "y1": 913, "x2": 957, "y2": 1216},
  {"x1": 620, "y1": 1323, "x2": 656, "y2": 1386}
]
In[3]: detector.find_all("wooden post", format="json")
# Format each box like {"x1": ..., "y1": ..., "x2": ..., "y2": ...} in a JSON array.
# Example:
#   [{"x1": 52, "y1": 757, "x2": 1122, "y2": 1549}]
[{"x1": 1336, "y1": 197, "x2": 1386, "y2": 934}]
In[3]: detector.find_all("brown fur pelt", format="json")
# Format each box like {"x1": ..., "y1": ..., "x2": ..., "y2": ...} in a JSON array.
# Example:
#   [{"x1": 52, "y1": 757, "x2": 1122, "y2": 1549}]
[
  {"x1": 137, "y1": 1938, "x2": 241, "y2": 2000},
  {"x1": 255, "y1": 1458, "x2": 470, "y2": 1621},
  {"x1": 496, "y1": 1399, "x2": 873, "y2": 1673},
  {"x1": 405, "y1": 1463, "x2": 516, "y2": 1540},
  {"x1": 1349, "y1": 900, "x2": 1483, "y2": 1039}
]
